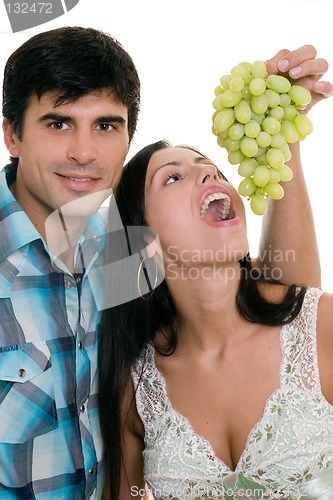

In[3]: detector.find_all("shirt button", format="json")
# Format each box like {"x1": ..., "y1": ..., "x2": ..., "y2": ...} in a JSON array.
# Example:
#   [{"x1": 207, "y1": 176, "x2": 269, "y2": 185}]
[
  {"x1": 18, "y1": 368, "x2": 26, "y2": 378},
  {"x1": 64, "y1": 281, "x2": 73, "y2": 288},
  {"x1": 80, "y1": 404, "x2": 85, "y2": 413},
  {"x1": 93, "y1": 235, "x2": 101, "y2": 243},
  {"x1": 88, "y1": 468, "x2": 95, "y2": 476},
  {"x1": 75, "y1": 276, "x2": 81, "y2": 284}
]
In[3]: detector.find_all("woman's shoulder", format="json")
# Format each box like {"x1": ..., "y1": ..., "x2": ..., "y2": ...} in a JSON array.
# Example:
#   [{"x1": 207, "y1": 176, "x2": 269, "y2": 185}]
[
  {"x1": 315, "y1": 291, "x2": 333, "y2": 404},
  {"x1": 259, "y1": 282, "x2": 289, "y2": 302},
  {"x1": 317, "y1": 291, "x2": 333, "y2": 340}
]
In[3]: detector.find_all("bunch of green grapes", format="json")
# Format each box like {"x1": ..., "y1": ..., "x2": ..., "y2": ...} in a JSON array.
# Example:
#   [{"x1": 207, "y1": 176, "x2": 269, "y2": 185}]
[{"x1": 212, "y1": 60, "x2": 313, "y2": 215}]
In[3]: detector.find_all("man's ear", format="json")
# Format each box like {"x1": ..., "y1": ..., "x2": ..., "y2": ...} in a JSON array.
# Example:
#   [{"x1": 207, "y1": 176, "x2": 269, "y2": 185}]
[{"x1": 2, "y1": 120, "x2": 20, "y2": 157}]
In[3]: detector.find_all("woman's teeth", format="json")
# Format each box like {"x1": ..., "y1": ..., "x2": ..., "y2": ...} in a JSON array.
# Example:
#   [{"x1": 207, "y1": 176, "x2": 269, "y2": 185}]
[{"x1": 200, "y1": 192, "x2": 231, "y2": 220}]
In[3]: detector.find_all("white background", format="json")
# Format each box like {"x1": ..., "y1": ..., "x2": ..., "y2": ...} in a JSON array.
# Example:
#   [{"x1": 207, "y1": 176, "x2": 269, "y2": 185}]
[{"x1": 0, "y1": 0, "x2": 332, "y2": 290}]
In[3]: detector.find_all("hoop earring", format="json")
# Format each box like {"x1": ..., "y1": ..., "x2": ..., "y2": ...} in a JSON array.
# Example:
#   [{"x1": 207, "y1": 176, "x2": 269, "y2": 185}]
[{"x1": 137, "y1": 256, "x2": 158, "y2": 300}]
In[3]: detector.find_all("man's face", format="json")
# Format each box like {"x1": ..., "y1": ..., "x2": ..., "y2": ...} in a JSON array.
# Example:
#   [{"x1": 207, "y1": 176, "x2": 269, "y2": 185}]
[{"x1": 3, "y1": 89, "x2": 130, "y2": 227}]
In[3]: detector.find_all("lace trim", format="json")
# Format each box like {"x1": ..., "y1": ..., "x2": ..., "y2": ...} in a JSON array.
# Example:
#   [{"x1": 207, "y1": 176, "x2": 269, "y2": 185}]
[
  {"x1": 280, "y1": 286, "x2": 323, "y2": 392},
  {"x1": 131, "y1": 287, "x2": 333, "y2": 499}
]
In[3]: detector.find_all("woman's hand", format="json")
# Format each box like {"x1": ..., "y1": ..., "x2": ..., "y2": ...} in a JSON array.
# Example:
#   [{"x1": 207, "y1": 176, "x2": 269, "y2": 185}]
[{"x1": 265, "y1": 45, "x2": 333, "y2": 112}]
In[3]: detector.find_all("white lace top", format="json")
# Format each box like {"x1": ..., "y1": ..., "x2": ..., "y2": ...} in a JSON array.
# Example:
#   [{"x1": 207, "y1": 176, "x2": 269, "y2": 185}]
[{"x1": 131, "y1": 288, "x2": 333, "y2": 499}]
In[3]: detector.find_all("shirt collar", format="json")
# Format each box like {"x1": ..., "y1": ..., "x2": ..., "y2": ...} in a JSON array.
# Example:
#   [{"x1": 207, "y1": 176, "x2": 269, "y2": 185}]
[
  {"x1": 0, "y1": 166, "x2": 106, "y2": 265},
  {"x1": 0, "y1": 167, "x2": 42, "y2": 263}
]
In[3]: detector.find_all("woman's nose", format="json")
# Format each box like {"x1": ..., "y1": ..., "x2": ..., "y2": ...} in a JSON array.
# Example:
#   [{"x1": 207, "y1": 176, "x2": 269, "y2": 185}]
[{"x1": 200, "y1": 165, "x2": 218, "y2": 184}]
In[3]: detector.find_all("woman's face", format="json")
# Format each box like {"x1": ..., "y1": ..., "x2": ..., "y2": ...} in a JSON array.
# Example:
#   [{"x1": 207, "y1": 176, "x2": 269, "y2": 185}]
[{"x1": 144, "y1": 147, "x2": 249, "y2": 270}]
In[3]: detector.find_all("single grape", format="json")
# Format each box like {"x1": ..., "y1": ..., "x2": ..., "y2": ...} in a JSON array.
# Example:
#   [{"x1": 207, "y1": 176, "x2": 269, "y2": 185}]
[
  {"x1": 249, "y1": 77, "x2": 266, "y2": 96},
  {"x1": 280, "y1": 120, "x2": 299, "y2": 143},
  {"x1": 212, "y1": 93, "x2": 225, "y2": 111},
  {"x1": 266, "y1": 74, "x2": 291, "y2": 93},
  {"x1": 228, "y1": 123, "x2": 245, "y2": 141},
  {"x1": 253, "y1": 165, "x2": 270, "y2": 186},
  {"x1": 230, "y1": 77, "x2": 245, "y2": 92},
  {"x1": 251, "y1": 112, "x2": 264, "y2": 125},
  {"x1": 250, "y1": 60, "x2": 266, "y2": 79},
  {"x1": 228, "y1": 150, "x2": 246, "y2": 165},
  {"x1": 256, "y1": 131, "x2": 271, "y2": 148},
  {"x1": 239, "y1": 61, "x2": 252, "y2": 72},
  {"x1": 240, "y1": 137, "x2": 259, "y2": 157},
  {"x1": 262, "y1": 116, "x2": 281, "y2": 135},
  {"x1": 214, "y1": 108, "x2": 235, "y2": 133},
  {"x1": 234, "y1": 100, "x2": 252, "y2": 124},
  {"x1": 217, "y1": 135, "x2": 226, "y2": 148},
  {"x1": 220, "y1": 89, "x2": 243, "y2": 108},
  {"x1": 288, "y1": 85, "x2": 311, "y2": 107},
  {"x1": 256, "y1": 151, "x2": 268, "y2": 166},
  {"x1": 231, "y1": 65, "x2": 247, "y2": 78},
  {"x1": 293, "y1": 114, "x2": 313, "y2": 136},
  {"x1": 238, "y1": 158, "x2": 258, "y2": 177},
  {"x1": 244, "y1": 120, "x2": 261, "y2": 138},
  {"x1": 269, "y1": 106, "x2": 284, "y2": 121},
  {"x1": 217, "y1": 131, "x2": 228, "y2": 147},
  {"x1": 224, "y1": 138, "x2": 240, "y2": 152},
  {"x1": 241, "y1": 86, "x2": 251, "y2": 99},
  {"x1": 270, "y1": 133, "x2": 286, "y2": 148},
  {"x1": 265, "y1": 89, "x2": 280, "y2": 108},
  {"x1": 265, "y1": 182, "x2": 284, "y2": 200},
  {"x1": 238, "y1": 177, "x2": 256, "y2": 197},
  {"x1": 266, "y1": 148, "x2": 285, "y2": 169},
  {"x1": 279, "y1": 93, "x2": 291, "y2": 107},
  {"x1": 243, "y1": 72, "x2": 253, "y2": 85},
  {"x1": 283, "y1": 149, "x2": 292, "y2": 162},
  {"x1": 250, "y1": 194, "x2": 268, "y2": 215},
  {"x1": 279, "y1": 141, "x2": 291, "y2": 157},
  {"x1": 214, "y1": 85, "x2": 224, "y2": 96},
  {"x1": 220, "y1": 74, "x2": 232, "y2": 91},
  {"x1": 279, "y1": 164, "x2": 293, "y2": 182},
  {"x1": 269, "y1": 168, "x2": 281, "y2": 183},
  {"x1": 251, "y1": 94, "x2": 268, "y2": 115},
  {"x1": 283, "y1": 105, "x2": 298, "y2": 121}
]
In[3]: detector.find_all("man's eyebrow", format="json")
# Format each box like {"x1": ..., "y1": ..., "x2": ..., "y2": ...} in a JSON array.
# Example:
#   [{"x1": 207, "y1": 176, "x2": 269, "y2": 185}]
[
  {"x1": 38, "y1": 112, "x2": 71, "y2": 123},
  {"x1": 96, "y1": 115, "x2": 127, "y2": 125},
  {"x1": 38, "y1": 113, "x2": 127, "y2": 125}
]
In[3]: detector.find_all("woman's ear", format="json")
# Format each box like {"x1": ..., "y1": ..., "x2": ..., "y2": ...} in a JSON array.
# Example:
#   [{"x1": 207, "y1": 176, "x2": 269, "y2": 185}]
[
  {"x1": 2, "y1": 120, "x2": 20, "y2": 157},
  {"x1": 145, "y1": 235, "x2": 162, "y2": 259}
]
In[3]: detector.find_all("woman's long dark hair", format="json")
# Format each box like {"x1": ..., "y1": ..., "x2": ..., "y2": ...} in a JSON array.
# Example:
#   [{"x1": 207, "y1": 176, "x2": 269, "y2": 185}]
[{"x1": 98, "y1": 140, "x2": 306, "y2": 498}]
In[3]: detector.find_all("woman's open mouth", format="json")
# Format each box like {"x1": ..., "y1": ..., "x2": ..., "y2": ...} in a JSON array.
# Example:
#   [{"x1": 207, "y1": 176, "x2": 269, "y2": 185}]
[{"x1": 200, "y1": 191, "x2": 236, "y2": 223}]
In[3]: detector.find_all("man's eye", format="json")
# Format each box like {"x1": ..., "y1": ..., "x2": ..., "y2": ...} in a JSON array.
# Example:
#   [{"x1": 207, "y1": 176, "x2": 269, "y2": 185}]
[
  {"x1": 165, "y1": 172, "x2": 182, "y2": 185},
  {"x1": 51, "y1": 122, "x2": 67, "y2": 130},
  {"x1": 98, "y1": 123, "x2": 114, "y2": 131}
]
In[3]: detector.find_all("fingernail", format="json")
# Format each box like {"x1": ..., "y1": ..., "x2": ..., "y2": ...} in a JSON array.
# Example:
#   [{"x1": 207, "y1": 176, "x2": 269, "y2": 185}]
[
  {"x1": 290, "y1": 66, "x2": 302, "y2": 77},
  {"x1": 315, "y1": 82, "x2": 325, "y2": 92},
  {"x1": 278, "y1": 59, "x2": 289, "y2": 71}
]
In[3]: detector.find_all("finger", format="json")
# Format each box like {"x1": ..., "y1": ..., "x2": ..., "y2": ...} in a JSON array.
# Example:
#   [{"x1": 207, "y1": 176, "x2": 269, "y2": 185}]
[
  {"x1": 313, "y1": 80, "x2": 333, "y2": 98},
  {"x1": 288, "y1": 58, "x2": 329, "y2": 80},
  {"x1": 277, "y1": 45, "x2": 317, "y2": 73},
  {"x1": 266, "y1": 49, "x2": 290, "y2": 74}
]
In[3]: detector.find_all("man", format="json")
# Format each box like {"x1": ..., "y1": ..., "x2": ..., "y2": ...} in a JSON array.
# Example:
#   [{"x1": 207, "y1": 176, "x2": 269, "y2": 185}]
[
  {"x1": 0, "y1": 26, "x2": 140, "y2": 499},
  {"x1": 0, "y1": 27, "x2": 330, "y2": 498}
]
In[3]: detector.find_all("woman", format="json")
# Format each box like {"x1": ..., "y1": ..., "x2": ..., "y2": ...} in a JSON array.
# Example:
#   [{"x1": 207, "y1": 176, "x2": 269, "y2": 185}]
[
  {"x1": 99, "y1": 54, "x2": 333, "y2": 498},
  {"x1": 100, "y1": 139, "x2": 333, "y2": 499}
]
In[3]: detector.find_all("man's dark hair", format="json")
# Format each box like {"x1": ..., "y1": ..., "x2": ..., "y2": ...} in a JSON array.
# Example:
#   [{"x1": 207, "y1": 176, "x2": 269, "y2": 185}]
[{"x1": 2, "y1": 26, "x2": 140, "y2": 167}]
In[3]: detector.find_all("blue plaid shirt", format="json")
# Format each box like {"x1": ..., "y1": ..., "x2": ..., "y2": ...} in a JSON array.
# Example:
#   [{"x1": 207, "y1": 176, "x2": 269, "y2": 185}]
[{"x1": 0, "y1": 167, "x2": 106, "y2": 499}]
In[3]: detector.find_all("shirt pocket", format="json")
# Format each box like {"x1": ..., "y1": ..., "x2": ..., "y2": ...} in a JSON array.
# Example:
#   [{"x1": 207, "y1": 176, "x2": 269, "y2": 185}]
[{"x1": 0, "y1": 341, "x2": 58, "y2": 444}]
